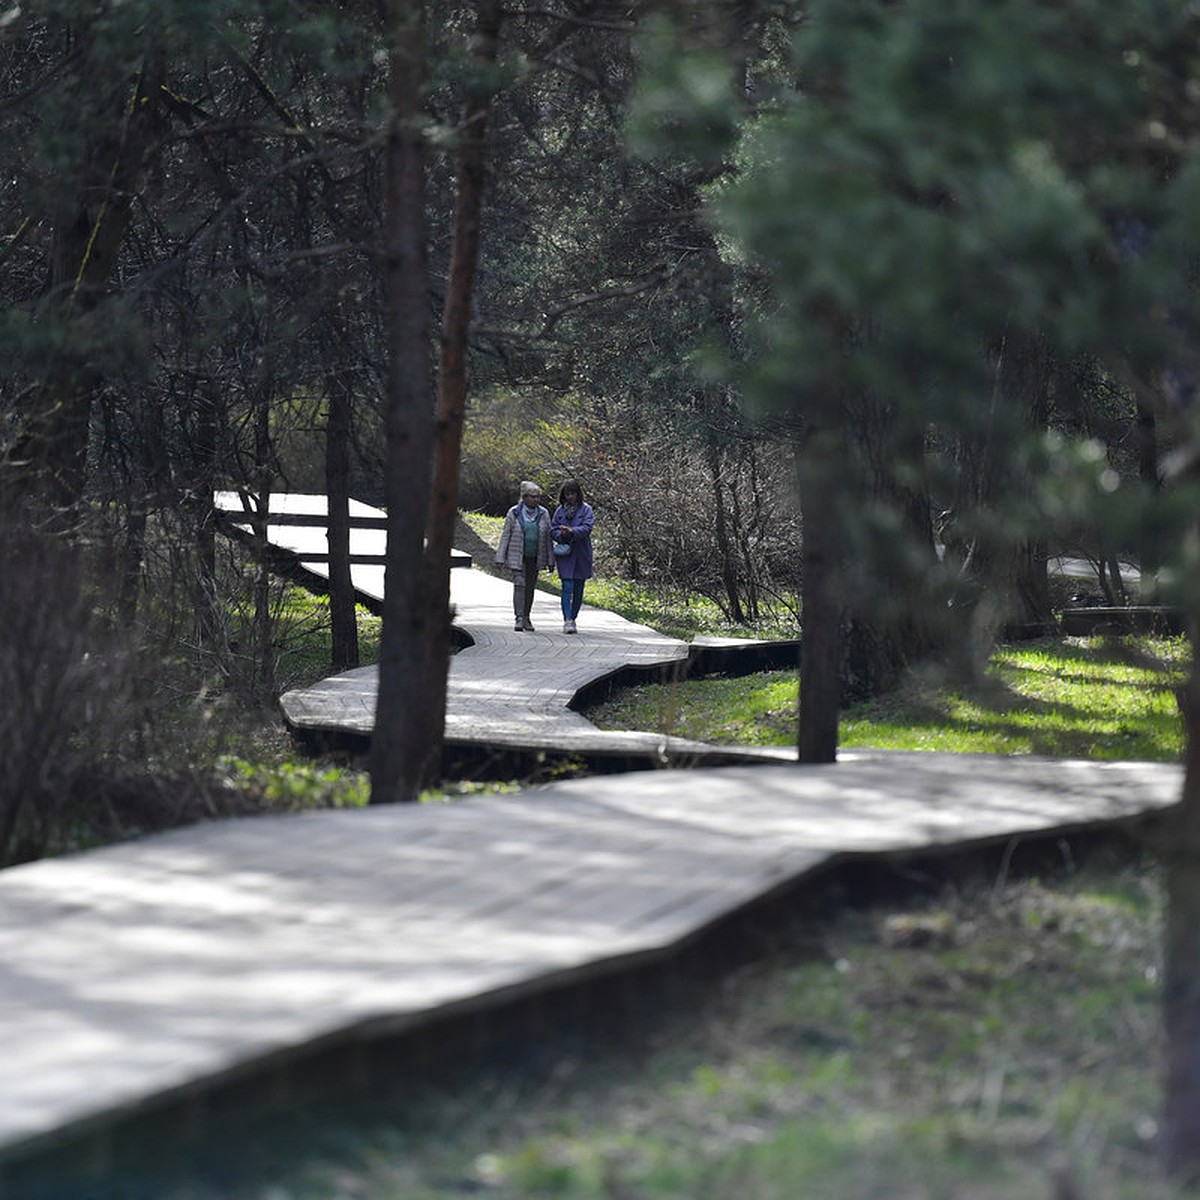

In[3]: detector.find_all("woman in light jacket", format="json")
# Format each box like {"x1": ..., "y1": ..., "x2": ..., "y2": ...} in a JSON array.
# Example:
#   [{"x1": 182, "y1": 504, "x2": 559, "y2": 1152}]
[
  {"x1": 551, "y1": 479, "x2": 595, "y2": 634},
  {"x1": 496, "y1": 481, "x2": 552, "y2": 631}
]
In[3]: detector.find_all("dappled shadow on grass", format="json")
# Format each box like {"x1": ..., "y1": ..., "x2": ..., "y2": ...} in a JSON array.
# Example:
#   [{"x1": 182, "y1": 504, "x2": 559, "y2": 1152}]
[
  {"x1": 842, "y1": 707, "x2": 1180, "y2": 762},
  {"x1": 842, "y1": 687, "x2": 1182, "y2": 761},
  {"x1": 656, "y1": 674, "x2": 1180, "y2": 763},
  {"x1": 833, "y1": 637, "x2": 1186, "y2": 762}
]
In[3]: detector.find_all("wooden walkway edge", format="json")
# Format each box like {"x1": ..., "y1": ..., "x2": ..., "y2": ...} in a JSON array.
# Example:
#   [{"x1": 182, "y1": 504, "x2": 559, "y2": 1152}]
[{"x1": 212, "y1": 491, "x2": 471, "y2": 615}]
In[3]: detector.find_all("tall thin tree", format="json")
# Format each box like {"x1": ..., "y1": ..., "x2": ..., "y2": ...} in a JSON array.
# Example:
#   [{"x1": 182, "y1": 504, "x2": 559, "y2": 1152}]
[
  {"x1": 420, "y1": 0, "x2": 505, "y2": 759},
  {"x1": 370, "y1": 0, "x2": 438, "y2": 804}
]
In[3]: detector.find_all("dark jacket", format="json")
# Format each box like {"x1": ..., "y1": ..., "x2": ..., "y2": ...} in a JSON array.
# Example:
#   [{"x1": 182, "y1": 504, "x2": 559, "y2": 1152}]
[{"x1": 551, "y1": 501, "x2": 595, "y2": 580}]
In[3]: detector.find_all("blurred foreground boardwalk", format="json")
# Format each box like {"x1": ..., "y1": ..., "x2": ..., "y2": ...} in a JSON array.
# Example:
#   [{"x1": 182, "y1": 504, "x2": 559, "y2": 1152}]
[
  {"x1": 0, "y1": 756, "x2": 1179, "y2": 1170},
  {"x1": 0, "y1": 497, "x2": 1184, "y2": 1173}
]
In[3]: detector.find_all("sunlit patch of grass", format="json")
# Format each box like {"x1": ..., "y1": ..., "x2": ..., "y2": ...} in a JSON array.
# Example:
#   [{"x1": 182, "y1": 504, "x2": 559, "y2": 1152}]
[
  {"x1": 841, "y1": 637, "x2": 1186, "y2": 760},
  {"x1": 589, "y1": 672, "x2": 798, "y2": 745},
  {"x1": 586, "y1": 637, "x2": 1187, "y2": 762},
  {"x1": 461, "y1": 511, "x2": 505, "y2": 542}
]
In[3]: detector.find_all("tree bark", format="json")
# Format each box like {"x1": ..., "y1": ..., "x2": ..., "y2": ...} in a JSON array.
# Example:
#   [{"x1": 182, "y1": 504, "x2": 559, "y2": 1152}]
[
  {"x1": 325, "y1": 367, "x2": 359, "y2": 671},
  {"x1": 797, "y1": 424, "x2": 842, "y2": 763},
  {"x1": 419, "y1": 0, "x2": 504, "y2": 756},
  {"x1": 797, "y1": 304, "x2": 849, "y2": 764},
  {"x1": 370, "y1": 0, "x2": 438, "y2": 804},
  {"x1": 1164, "y1": 629, "x2": 1200, "y2": 1183}
]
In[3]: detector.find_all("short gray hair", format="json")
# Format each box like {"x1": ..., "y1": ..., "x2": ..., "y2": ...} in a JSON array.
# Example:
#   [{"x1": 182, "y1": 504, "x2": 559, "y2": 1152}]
[{"x1": 519, "y1": 480, "x2": 541, "y2": 497}]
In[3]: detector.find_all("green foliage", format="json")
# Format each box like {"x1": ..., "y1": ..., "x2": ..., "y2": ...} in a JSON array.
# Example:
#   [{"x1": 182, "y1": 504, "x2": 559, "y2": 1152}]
[
  {"x1": 267, "y1": 391, "x2": 332, "y2": 494},
  {"x1": 419, "y1": 780, "x2": 522, "y2": 804},
  {"x1": 704, "y1": 0, "x2": 1200, "y2": 621},
  {"x1": 459, "y1": 391, "x2": 580, "y2": 515},
  {"x1": 218, "y1": 757, "x2": 370, "y2": 810},
  {"x1": 628, "y1": 13, "x2": 741, "y2": 167},
  {"x1": 718, "y1": 1, "x2": 1190, "y2": 397},
  {"x1": 586, "y1": 636, "x2": 1188, "y2": 760},
  {"x1": 268, "y1": 587, "x2": 382, "y2": 691}
]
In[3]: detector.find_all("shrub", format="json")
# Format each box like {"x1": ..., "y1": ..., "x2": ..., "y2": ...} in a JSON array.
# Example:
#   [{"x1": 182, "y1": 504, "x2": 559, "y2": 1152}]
[
  {"x1": 459, "y1": 389, "x2": 577, "y2": 514},
  {"x1": 0, "y1": 524, "x2": 143, "y2": 862}
]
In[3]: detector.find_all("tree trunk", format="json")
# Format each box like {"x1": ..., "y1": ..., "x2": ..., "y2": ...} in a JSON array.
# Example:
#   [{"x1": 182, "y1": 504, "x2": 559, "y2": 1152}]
[
  {"x1": 325, "y1": 368, "x2": 359, "y2": 671},
  {"x1": 1163, "y1": 628, "x2": 1200, "y2": 1183},
  {"x1": 797, "y1": 303, "x2": 850, "y2": 764},
  {"x1": 253, "y1": 393, "x2": 276, "y2": 701},
  {"x1": 370, "y1": 0, "x2": 438, "y2": 804},
  {"x1": 419, "y1": 0, "x2": 504, "y2": 756},
  {"x1": 797, "y1": 425, "x2": 842, "y2": 763},
  {"x1": 706, "y1": 437, "x2": 746, "y2": 624}
]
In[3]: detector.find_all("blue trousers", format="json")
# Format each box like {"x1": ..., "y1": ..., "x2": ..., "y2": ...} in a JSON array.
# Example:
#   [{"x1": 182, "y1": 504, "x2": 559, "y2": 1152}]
[{"x1": 560, "y1": 577, "x2": 585, "y2": 620}]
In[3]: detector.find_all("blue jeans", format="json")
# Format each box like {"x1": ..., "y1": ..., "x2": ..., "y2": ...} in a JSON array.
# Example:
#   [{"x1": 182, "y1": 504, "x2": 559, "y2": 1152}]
[{"x1": 560, "y1": 578, "x2": 585, "y2": 620}]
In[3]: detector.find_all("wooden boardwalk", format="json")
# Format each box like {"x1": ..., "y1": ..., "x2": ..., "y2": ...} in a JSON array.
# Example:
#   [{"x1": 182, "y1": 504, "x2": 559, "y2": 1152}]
[
  {"x1": 0, "y1": 754, "x2": 1179, "y2": 1167},
  {"x1": 0, "y1": 500, "x2": 1184, "y2": 1171},
  {"x1": 212, "y1": 491, "x2": 471, "y2": 610},
  {"x1": 279, "y1": 558, "x2": 794, "y2": 766}
]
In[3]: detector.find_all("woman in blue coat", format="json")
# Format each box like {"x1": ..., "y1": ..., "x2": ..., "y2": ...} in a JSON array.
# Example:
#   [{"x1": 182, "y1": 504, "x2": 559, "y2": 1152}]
[{"x1": 551, "y1": 479, "x2": 595, "y2": 634}]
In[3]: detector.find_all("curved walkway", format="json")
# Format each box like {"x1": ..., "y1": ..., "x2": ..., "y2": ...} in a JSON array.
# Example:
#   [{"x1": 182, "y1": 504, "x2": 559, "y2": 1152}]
[
  {"x1": 0, "y1": 505, "x2": 1184, "y2": 1172},
  {"x1": 280, "y1": 564, "x2": 792, "y2": 765}
]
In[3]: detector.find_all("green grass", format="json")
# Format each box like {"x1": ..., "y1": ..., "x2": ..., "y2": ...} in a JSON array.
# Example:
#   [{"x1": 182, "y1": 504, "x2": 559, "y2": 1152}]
[
  {"x1": 584, "y1": 636, "x2": 1189, "y2": 761},
  {"x1": 272, "y1": 586, "x2": 382, "y2": 690},
  {"x1": 585, "y1": 576, "x2": 798, "y2": 641}
]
